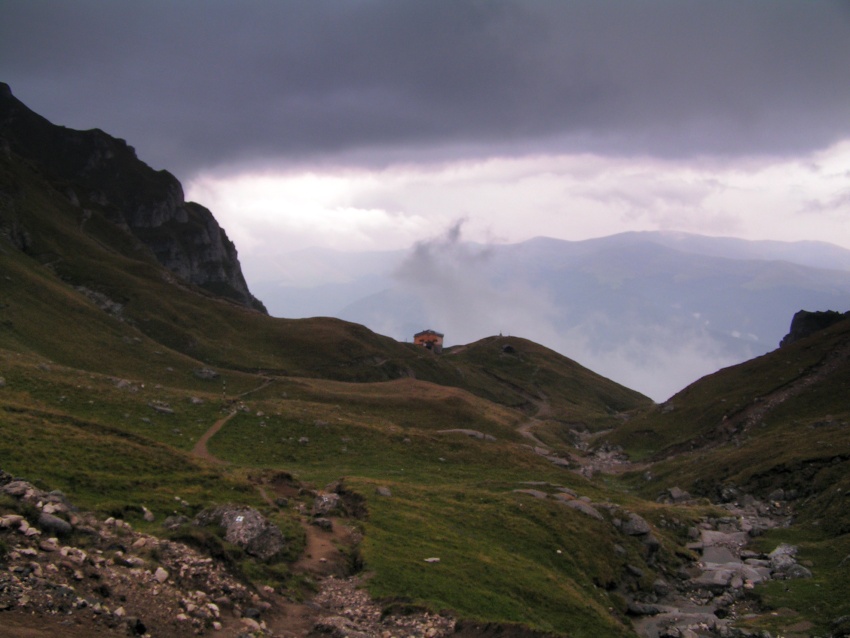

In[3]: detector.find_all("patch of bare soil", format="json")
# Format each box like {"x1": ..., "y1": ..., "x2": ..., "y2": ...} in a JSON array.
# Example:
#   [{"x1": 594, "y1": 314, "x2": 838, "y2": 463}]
[{"x1": 190, "y1": 409, "x2": 236, "y2": 463}]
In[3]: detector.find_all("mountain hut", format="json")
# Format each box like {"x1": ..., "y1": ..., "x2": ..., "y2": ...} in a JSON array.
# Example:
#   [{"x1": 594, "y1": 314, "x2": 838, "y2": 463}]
[{"x1": 413, "y1": 329, "x2": 444, "y2": 354}]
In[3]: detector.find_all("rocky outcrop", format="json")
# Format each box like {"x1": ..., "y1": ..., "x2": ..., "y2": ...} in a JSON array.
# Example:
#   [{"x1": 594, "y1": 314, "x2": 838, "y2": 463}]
[
  {"x1": 0, "y1": 82, "x2": 265, "y2": 313},
  {"x1": 193, "y1": 505, "x2": 286, "y2": 561},
  {"x1": 779, "y1": 309, "x2": 849, "y2": 347}
]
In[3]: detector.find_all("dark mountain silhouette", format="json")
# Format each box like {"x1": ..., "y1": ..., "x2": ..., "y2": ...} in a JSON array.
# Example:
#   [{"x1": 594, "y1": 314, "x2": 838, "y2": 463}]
[
  {"x1": 0, "y1": 82, "x2": 265, "y2": 312},
  {"x1": 2, "y1": 83, "x2": 850, "y2": 637}
]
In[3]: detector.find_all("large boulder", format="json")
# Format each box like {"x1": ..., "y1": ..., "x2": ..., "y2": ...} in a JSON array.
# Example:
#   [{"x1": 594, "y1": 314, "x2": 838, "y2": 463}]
[
  {"x1": 561, "y1": 499, "x2": 604, "y2": 521},
  {"x1": 320, "y1": 479, "x2": 368, "y2": 519},
  {"x1": 1, "y1": 480, "x2": 37, "y2": 499},
  {"x1": 312, "y1": 492, "x2": 341, "y2": 517},
  {"x1": 38, "y1": 512, "x2": 72, "y2": 537},
  {"x1": 621, "y1": 512, "x2": 652, "y2": 536},
  {"x1": 768, "y1": 543, "x2": 798, "y2": 572},
  {"x1": 194, "y1": 506, "x2": 285, "y2": 561}
]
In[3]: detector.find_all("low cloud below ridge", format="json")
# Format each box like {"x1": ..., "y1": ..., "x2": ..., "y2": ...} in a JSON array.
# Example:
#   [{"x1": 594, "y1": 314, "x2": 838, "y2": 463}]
[{"x1": 259, "y1": 229, "x2": 850, "y2": 402}]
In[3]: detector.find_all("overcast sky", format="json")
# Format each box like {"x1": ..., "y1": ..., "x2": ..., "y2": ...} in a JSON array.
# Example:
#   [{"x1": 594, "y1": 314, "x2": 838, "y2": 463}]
[{"x1": 2, "y1": 1, "x2": 849, "y2": 267}]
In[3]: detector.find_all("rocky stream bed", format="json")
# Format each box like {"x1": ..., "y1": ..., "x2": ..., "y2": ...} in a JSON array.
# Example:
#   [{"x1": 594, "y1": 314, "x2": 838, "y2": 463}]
[{"x1": 0, "y1": 466, "x2": 823, "y2": 638}]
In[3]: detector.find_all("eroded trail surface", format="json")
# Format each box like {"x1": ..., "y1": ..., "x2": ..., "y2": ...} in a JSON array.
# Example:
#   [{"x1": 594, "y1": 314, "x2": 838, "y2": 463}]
[
  {"x1": 191, "y1": 377, "x2": 275, "y2": 463},
  {"x1": 183, "y1": 395, "x2": 459, "y2": 637},
  {"x1": 190, "y1": 410, "x2": 235, "y2": 463}
]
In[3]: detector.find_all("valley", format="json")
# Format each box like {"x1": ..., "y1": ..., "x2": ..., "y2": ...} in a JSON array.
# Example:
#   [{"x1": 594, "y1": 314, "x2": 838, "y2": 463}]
[{"x1": 1, "y1": 82, "x2": 850, "y2": 637}]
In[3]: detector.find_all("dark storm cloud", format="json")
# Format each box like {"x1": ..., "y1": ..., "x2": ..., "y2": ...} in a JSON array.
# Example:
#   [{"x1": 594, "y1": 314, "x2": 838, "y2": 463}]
[{"x1": 2, "y1": 1, "x2": 849, "y2": 178}]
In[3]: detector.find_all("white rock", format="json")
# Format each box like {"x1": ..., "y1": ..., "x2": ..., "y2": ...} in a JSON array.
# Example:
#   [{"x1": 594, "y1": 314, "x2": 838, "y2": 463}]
[
  {"x1": 242, "y1": 618, "x2": 262, "y2": 631},
  {"x1": 39, "y1": 538, "x2": 59, "y2": 552},
  {"x1": 154, "y1": 566, "x2": 169, "y2": 583},
  {"x1": 0, "y1": 514, "x2": 23, "y2": 528}
]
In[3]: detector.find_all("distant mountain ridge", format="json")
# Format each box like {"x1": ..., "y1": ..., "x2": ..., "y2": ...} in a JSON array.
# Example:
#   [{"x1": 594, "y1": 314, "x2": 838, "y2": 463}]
[
  {"x1": 255, "y1": 232, "x2": 850, "y2": 400},
  {"x1": 0, "y1": 82, "x2": 265, "y2": 312},
  {"x1": 4, "y1": 80, "x2": 850, "y2": 637}
]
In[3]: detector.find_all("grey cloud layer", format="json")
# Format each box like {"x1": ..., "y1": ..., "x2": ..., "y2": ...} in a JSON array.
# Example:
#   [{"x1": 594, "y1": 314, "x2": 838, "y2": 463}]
[{"x1": 2, "y1": 1, "x2": 848, "y2": 177}]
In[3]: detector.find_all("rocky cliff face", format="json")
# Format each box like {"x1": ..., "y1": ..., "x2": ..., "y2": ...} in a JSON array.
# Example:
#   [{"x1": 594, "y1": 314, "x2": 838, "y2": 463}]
[
  {"x1": 779, "y1": 309, "x2": 849, "y2": 347},
  {"x1": 0, "y1": 82, "x2": 266, "y2": 313}
]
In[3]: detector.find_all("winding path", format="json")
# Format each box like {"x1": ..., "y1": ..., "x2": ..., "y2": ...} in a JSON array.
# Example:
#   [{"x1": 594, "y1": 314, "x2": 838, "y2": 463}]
[
  {"x1": 185, "y1": 375, "x2": 360, "y2": 637},
  {"x1": 190, "y1": 410, "x2": 236, "y2": 463},
  {"x1": 190, "y1": 376, "x2": 274, "y2": 463}
]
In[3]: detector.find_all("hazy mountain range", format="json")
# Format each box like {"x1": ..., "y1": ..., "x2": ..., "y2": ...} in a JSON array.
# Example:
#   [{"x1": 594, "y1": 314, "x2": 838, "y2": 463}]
[
  {"x1": 6, "y1": 79, "x2": 850, "y2": 637},
  {"x1": 253, "y1": 231, "x2": 850, "y2": 401}
]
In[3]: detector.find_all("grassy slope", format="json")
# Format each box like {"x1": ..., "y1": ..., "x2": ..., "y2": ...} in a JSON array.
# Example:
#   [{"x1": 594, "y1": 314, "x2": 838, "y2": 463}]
[
  {"x1": 5, "y1": 136, "x2": 850, "y2": 632},
  {"x1": 607, "y1": 319, "x2": 850, "y2": 514},
  {"x1": 603, "y1": 319, "x2": 850, "y2": 635},
  {"x1": 0, "y1": 153, "x2": 661, "y2": 634},
  {"x1": 1, "y1": 153, "x2": 650, "y2": 412},
  {"x1": 448, "y1": 336, "x2": 651, "y2": 431}
]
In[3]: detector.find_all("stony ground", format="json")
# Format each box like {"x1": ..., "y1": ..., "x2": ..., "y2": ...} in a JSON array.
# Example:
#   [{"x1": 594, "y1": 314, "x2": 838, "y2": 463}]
[
  {"x1": 1, "y1": 400, "x2": 813, "y2": 638},
  {"x1": 0, "y1": 470, "x2": 463, "y2": 638}
]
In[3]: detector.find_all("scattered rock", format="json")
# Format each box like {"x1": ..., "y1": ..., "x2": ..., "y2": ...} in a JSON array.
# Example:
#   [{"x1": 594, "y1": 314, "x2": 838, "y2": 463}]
[
  {"x1": 153, "y1": 566, "x2": 169, "y2": 583},
  {"x1": 311, "y1": 576, "x2": 455, "y2": 637},
  {"x1": 784, "y1": 563, "x2": 813, "y2": 579},
  {"x1": 662, "y1": 486, "x2": 692, "y2": 503},
  {"x1": 769, "y1": 543, "x2": 798, "y2": 572},
  {"x1": 621, "y1": 512, "x2": 652, "y2": 536},
  {"x1": 38, "y1": 512, "x2": 72, "y2": 537},
  {"x1": 125, "y1": 617, "x2": 147, "y2": 636},
  {"x1": 148, "y1": 401, "x2": 174, "y2": 415},
  {"x1": 0, "y1": 469, "x2": 260, "y2": 637},
  {"x1": 322, "y1": 480, "x2": 369, "y2": 519},
  {"x1": 627, "y1": 600, "x2": 661, "y2": 616},
  {"x1": 375, "y1": 486, "x2": 393, "y2": 497},
  {"x1": 0, "y1": 514, "x2": 24, "y2": 528},
  {"x1": 313, "y1": 492, "x2": 342, "y2": 517},
  {"x1": 768, "y1": 488, "x2": 786, "y2": 501},
  {"x1": 561, "y1": 499, "x2": 604, "y2": 521},
  {"x1": 514, "y1": 489, "x2": 548, "y2": 499},
  {"x1": 39, "y1": 537, "x2": 60, "y2": 552},
  {"x1": 241, "y1": 617, "x2": 262, "y2": 631},
  {"x1": 2, "y1": 480, "x2": 34, "y2": 498},
  {"x1": 193, "y1": 367, "x2": 220, "y2": 380},
  {"x1": 162, "y1": 515, "x2": 190, "y2": 530},
  {"x1": 313, "y1": 517, "x2": 334, "y2": 531},
  {"x1": 438, "y1": 428, "x2": 497, "y2": 442}
]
